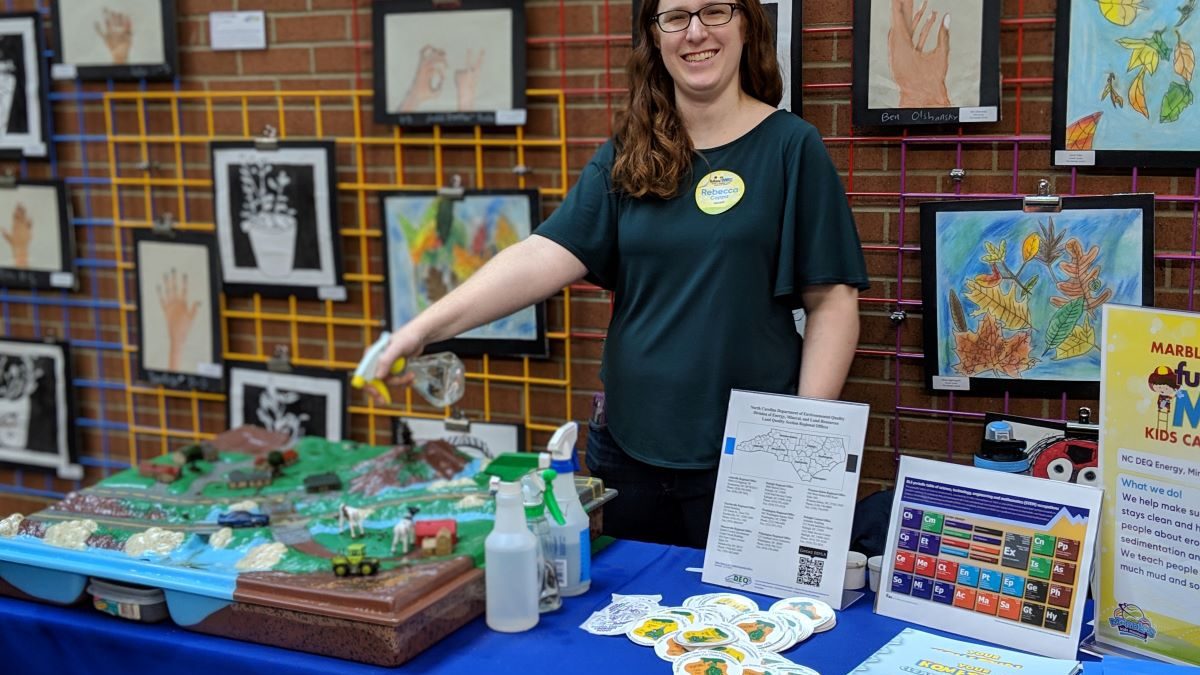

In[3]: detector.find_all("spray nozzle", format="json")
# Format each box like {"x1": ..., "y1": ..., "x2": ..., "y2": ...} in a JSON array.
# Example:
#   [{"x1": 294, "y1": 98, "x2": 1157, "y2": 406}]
[{"x1": 548, "y1": 421, "x2": 579, "y2": 473}]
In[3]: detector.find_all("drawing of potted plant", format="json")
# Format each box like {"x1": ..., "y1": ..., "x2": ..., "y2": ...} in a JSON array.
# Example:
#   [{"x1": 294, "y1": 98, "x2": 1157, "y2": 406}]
[
  {"x1": 0, "y1": 60, "x2": 16, "y2": 133},
  {"x1": 239, "y1": 158, "x2": 298, "y2": 278},
  {"x1": 0, "y1": 355, "x2": 41, "y2": 448},
  {"x1": 256, "y1": 385, "x2": 309, "y2": 448}
]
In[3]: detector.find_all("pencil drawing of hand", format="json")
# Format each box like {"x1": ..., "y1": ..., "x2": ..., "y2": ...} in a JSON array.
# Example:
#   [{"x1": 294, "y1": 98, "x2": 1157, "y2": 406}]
[
  {"x1": 887, "y1": 0, "x2": 951, "y2": 108},
  {"x1": 157, "y1": 269, "x2": 200, "y2": 371},
  {"x1": 455, "y1": 49, "x2": 485, "y2": 110},
  {"x1": 95, "y1": 9, "x2": 133, "y2": 65},
  {"x1": 1, "y1": 204, "x2": 31, "y2": 268},
  {"x1": 399, "y1": 45, "x2": 447, "y2": 112}
]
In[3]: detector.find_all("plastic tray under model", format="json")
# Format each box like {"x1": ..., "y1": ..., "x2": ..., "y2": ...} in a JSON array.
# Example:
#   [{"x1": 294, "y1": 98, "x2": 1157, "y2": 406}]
[{"x1": 88, "y1": 578, "x2": 169, "y2": 623}]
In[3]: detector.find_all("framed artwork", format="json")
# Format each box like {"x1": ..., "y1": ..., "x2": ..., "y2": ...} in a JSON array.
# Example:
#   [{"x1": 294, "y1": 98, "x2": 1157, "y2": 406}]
[
  {"x1": 852, "y1": 0, "x2": 1001, "y2": 127},
  {"x1": 920, "y1": 194, "x2": 1154, "y2": 397},
  {"x1": 227, "y1": 362, "x2": 346, "y2": 447},
  {"x1": 373, "y1": 0, "x2": 526, "y2": 127},
  {"x1": 396, "y1": 416, "x2": 524, "y2": 459},
  {"x1": 50, "y1": 0, "x2": 177, "y2": 81},
  {"x1": 0, "y1": 180, "x2": 75, "y2": 291},
  {"x1": 211, "y1": 141, "x2": 344, "y2": 300},
  {"x1": 631, "y1": 0, "x2": 802, "y2": 113},
  {"x1": 1052, "y1": 0, "x2": 1200, "y2": 168},
  {"x1": 0, "y1": 14, "x2": 48, "y2": 158},
  {"x1": 0, "y1": 338, "x2": 82, "y2": 480},
  {"x1": 133, "y1": 230, "x2": 223, "y2": 392},
  {"x1": 382, "y1": 189, "x2": 547, "y2": 357}
]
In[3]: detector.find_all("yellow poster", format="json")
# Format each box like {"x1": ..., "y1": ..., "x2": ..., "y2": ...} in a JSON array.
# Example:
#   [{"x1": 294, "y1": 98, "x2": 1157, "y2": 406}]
[{"x1": 1098, "y1": 303, "x2": 1200, "y2": 665}]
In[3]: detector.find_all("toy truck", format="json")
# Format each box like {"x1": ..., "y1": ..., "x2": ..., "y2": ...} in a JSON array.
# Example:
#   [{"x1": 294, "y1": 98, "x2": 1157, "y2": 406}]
[{"x1": 331, "y1": 543, "x2": 380, "y2": 577}]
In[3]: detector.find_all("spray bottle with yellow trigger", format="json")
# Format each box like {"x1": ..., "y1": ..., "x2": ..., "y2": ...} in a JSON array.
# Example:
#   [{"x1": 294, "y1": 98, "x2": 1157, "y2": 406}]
[{"x1": 352, "y1": 332, "x2": 466, "y2": 407}]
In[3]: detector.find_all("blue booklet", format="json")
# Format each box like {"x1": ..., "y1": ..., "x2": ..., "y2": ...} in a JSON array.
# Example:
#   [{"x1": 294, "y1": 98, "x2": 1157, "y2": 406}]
[{"x1": 851, "y1": 628, "x2": 1082, "y2": 675}]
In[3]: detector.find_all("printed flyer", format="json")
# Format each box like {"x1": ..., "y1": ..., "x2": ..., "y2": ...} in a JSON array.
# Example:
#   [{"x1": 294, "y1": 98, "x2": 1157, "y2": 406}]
[
  {"x1": 850, "y1": 627, "x2": 1081, "y2": 674},
  {"x1": 1097, "y1": 304, "x2": 1200, "y2": 665},
  {"x1": 875, "y1": 457, "x2": 1102, "y2": 660},
  {"x1": 701, "y1": 389, "x2": 868, "y2": 607}
]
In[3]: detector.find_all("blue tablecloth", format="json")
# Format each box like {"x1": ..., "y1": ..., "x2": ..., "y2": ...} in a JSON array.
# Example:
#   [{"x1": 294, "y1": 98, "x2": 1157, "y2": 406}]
[{"x1": 0, "y1": 540, "x2": 1194, "y2": 674}]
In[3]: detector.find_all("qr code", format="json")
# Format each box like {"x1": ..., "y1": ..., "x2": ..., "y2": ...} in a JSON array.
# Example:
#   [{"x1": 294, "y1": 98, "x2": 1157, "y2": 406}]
[{"x1": 796, "y1": 555, "x2": 825, "y2": 586}]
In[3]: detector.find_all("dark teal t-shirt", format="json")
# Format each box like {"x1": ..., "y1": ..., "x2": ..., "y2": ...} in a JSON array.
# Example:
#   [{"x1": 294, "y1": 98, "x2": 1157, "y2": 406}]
[{"x1": 535, "y1": 111, "x2": 869, "y2": 469}]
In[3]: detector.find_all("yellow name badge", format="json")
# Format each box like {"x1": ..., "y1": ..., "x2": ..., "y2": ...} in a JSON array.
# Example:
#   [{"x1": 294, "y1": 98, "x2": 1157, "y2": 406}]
[{"x1": 695, "y1": 170, "x2": 745, "y2": 215}]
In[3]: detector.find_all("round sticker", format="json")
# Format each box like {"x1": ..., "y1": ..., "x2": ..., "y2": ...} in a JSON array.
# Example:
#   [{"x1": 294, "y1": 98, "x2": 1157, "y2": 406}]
[
  {"x1": 673, "y1": 650, "x2": 745, "y2": 675},
  {"x1": 655, "y1": 633, "x2": 692, "y2": 662},
  {"x1": 695, "y1": 170, "x2": 746, "y2": 215},
  {"x1": 627, "y1": 614, "x2": 686, "y2": 646},
  {"x1": 673, "y1": 622, "x2": 739, "y2": 647}
]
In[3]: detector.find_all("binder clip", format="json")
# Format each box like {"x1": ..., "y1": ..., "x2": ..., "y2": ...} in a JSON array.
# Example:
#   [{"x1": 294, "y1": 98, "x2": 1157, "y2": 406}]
[
  {"x1": 437, "y1": 174, "x2": 466, "y2": 199},
  {"x1": 435, "y1": 175, "x2": 465, "y2": 243},
  {"x1": 255, "y1": 125, "x2": 279, "y2": 151},
  {"x1": 152, "y1": 212, "x2": 175, "y2": 236},
  {"x1": 443, "y1": 409, "x2": 471, "y2": 433},
  {"x1": 267, "y1": 345, "x2": 292, "y2": 373},
  {"x1": 1023, "y1": 179, "x2": 1062, "y2": 213},
  {"x1": 0, "y1": 170, "x2": 17, "y2": 188}
]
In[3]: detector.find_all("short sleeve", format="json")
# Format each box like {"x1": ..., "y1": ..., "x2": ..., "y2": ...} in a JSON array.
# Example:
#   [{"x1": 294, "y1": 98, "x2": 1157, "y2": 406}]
[
  {"x1": 774, "y1": 128, "x2": 870, "y2": 308},
  {"x1": 533, "y1": 144, "x2": 620, "y2": 290}
]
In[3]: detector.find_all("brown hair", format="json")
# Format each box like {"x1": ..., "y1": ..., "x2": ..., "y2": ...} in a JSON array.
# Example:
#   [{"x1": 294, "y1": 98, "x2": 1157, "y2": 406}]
[
  {"x1": 1148, "y1": 366, "x2": 1178, "y2": 389},
  {"x1": 612, "y1": 0, "x2": 783, "y2": 199}
]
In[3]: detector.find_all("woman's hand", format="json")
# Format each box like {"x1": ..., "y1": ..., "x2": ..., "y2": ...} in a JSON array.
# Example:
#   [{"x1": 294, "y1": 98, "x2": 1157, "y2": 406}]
[
  {"x1": 365, "y1": 327, "x2": 424, "y2": 405},
  {"x1": 887, "y1": 0, "x2": 951, "y2": 108}
]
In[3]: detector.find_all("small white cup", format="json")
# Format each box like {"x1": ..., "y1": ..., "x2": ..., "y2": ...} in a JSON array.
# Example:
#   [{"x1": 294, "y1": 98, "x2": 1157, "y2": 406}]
[
  {"x1": 867, "y1": 555, "x2": 883, "y2": 592},
  {"x1": 844, "y1": 551, "x2": 868, "y2": 590}
]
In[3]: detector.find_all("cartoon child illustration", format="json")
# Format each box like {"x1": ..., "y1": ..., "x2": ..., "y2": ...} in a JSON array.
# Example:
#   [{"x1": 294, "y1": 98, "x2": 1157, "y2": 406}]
[{"x1": 1148, "y1": 365, "x2": 1180, "y2": 431}]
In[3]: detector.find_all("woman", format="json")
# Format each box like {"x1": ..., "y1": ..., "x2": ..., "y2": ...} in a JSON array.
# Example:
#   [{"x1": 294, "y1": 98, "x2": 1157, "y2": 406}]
[{"x1": 370, "y1": 0, "x2": 868, "y2": 547}]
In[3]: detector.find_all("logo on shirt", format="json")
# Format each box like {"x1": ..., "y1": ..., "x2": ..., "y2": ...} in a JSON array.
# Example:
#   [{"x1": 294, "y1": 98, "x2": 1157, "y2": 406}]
[{"x1": 695, "y1": 170, "x2": 745, "y2": 215}]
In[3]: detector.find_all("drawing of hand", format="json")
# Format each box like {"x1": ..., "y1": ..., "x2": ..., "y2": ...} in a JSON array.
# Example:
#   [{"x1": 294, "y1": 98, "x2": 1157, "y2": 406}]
[
  {"x1": 157, "y1": 269, "x2": 200, "y2": 371},
  {"x1": 887, "y1": 0, "x2": 951, "y2": 108},
  {"x1": 399, "y1": 45, "x2": 448, "y2": 112},
  {"x1": 2, "y1": 204, "x2": 31, "y2": 267},
  {"x1": 94, "y1": 9, "x2": 133, "y2": 65},
  {"x1": 455, "y1": 49, "x2": 485, "y2": 110}
]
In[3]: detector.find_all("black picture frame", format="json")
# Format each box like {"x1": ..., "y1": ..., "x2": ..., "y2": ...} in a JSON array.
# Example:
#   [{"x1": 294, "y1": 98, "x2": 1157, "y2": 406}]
[
  {"x1": 133, "y1": 229, "x2": 224, "y2": 393},
  {"x1": 226, "y1": 361, "x2": 348, "y2": 446},
  {"x1": 372, "y1": 0, "x2": 527, "y2": 127},
  {"x1": 1051, "y1": 0, "x2": 1200, "y2": 169},
  {"x1": 851, "y1": 0, "x2": 1002, "y2": 127},
  {"x1": 0, "y1": 13, "x2": 50, "y2": 159},
  {"x1": 631, "y1": 0, "x2": 803, "y2": 114},
  {"x1": 920, "y1": 194, "x2": 1155, "y2": 398},
  {"x1": 50, "y1": 0, "x2": 177, "y2": 81},
  {"x1": 0, "y1": 180, "x2": 76, "y2": 291},
  {"x1": 210, "y1": 141, "x2": 345, "y2": 300},
  {"x1": 0, "y1": 337, "x2": 81, "y2": 480},
  {"x1": 381, "y1": 188, "x2": 548, "y2": 358}
]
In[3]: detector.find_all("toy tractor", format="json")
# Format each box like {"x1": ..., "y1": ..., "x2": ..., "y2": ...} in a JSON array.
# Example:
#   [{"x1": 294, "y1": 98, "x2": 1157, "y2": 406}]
[{"x1": 332, "y1": 543, "x2": 380, "y2": 577}]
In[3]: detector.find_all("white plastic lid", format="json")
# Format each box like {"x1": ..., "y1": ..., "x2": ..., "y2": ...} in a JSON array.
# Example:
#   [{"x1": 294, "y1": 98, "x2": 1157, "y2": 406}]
[
  {"x1": 846, "y1": 551, "x2": 867, "y2": 569},
  {"x1": 496, "y1": 480, "x2": 521, "y2": 497},
  {"x1": 867, "y1": 555, "x2": 883, "y2": 571}
]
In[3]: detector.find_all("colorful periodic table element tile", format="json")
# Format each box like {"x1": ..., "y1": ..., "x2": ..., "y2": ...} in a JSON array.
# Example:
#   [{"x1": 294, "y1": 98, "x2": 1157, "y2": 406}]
[
  {"x1": 891, "y1": 571, "x2": 913, "y2": 594},
  {"x1": 953, "y1": 587, "x2": 977, "y2": 610},
  {"x1": 1029, "y1": 556, "x2": 1054, "y2": 580},
  {"x1": 941, "y1": 542, "x2": 970, "y2": 559},
  {"x1": 978, "y1": 568, "x2": 1003, "y2": 593},
  {"x1": 911, "y1": 576, "x2": 934, "y2": 600},
  {"x1": 918, "y1": 533, "x2": 942, "y2": 555},
  {"x1": 895, "y1": 550, "x2": 915, "y2": 573},
  {"x1": 943, "y1": 527, "x2": 973, "y2": 543},
  {"x1": 934, "y1": 559, "x2": 959, "y2": 583},
  {"x1": 975, "y1": 591, "x2": 999, "y2": 615},
  {"x1": 1021, "y1": 601, "x2": 1046, "y2": 627},
  {"x1": 922, "y1": 512, "x2": 945, "y2": 534},
  {"x1": 901, "y1": 507, "x2": 923, "y2": 530},
  {"x1": 1032, "y1": 533, "x2": 1056, "y2": 557},
  {"x1": 1048, "y1": 584, "x2": 1073, "y2": 608},
  {"x1": 1055, "y1": 537, "x2": 1080, "y2": 561},
  {"x1": 956, "y1": 564, "x2": 980, "y2": 588},
  {"x1": 1001, "y1": 573, "x2": 1025, "y2": 597},
  {"x1": 1044, "y1": 606, "x2": 1070, "y2": 633},
  {"x1": 1051, "y1": 560, "x2": 1077, "y2": 585},
  {"x1": 898, "y1": 529, "x2": 919, "y2": 551},
  {"x1": 932, "y1": 580, "x2": 955, "y2": 604},
  {"x1": 997, "y1": 596, "x2": 1023, "y2": 621},
  {"x1": 1024, "y1": 579, "x2": 1049, "y2": 603},
  {"x1": 1001, "y1": 532, "x2": 1032, "y2": 570},
  {"x1": 914, "y1": 554, "x2": 937, "y2": 577}
]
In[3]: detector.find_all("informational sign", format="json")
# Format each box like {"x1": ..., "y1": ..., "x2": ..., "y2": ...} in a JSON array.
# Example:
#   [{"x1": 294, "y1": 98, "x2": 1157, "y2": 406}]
[
  {"x1": 876, "y1": 457, "x2": 1102, "y2": 660},
  {"x1": 702, "y1": 389, "x2": 868, "y2": 608},
  {"x1": 1096, "y1": 304, "x2": 1200, "y2": 665}
]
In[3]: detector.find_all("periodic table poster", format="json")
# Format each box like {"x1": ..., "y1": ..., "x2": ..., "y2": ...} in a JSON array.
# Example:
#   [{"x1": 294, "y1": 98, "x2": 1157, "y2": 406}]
[{"x1": 875, "y1": 457, "x2": 1103, "y2": 659}]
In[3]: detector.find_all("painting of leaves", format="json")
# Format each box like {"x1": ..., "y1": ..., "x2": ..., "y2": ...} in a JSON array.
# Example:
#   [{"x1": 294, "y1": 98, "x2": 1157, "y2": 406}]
[
  {"x1": 1056, "y1": 0, "x2": 1200, "y2": 165},
  {"x1": 922, "y1": 197, "x2": 1153, "y2": 395}
]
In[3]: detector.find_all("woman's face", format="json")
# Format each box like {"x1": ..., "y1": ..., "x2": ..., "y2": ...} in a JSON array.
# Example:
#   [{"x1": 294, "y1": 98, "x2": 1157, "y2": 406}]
[{"x1": 652, "y1": 1, "x2": 745, "y2": 104}]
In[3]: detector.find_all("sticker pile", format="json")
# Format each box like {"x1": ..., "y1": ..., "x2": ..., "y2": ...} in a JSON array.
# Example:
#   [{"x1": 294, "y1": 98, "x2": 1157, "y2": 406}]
[{"x1": 580, "y1": 592, "x2": 834, "y2": 675}]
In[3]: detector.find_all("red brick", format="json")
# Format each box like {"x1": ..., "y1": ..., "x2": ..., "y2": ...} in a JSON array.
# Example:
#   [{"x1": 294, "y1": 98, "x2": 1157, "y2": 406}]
[
  {"x1": 274, "y1": 14, "x2": 350, "y2": 43},
  {"x1": 240, "y1": 47, "x2": 313, "y2": 74}
]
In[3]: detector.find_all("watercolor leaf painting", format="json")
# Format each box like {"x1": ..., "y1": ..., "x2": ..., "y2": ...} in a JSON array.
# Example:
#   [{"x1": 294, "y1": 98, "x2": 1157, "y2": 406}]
[{"x1": 931, "y1": 207, "x2": 1146, "y2": 385}]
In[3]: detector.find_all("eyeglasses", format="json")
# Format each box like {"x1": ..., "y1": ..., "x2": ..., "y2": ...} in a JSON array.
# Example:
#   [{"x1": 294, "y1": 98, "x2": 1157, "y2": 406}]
[{"x1": 652, "y1": 3, "x2": 740, "y2": 32}]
